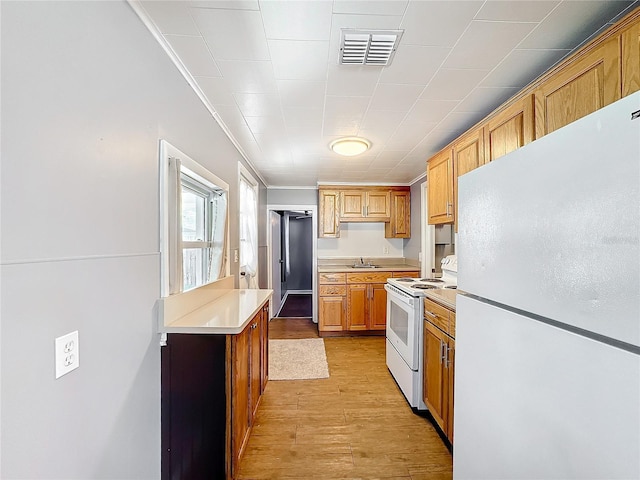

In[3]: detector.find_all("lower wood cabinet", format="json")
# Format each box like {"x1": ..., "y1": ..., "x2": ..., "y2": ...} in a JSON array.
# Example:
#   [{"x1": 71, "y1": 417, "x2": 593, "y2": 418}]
[
  {"x1": 162, "y1": 301, "x2": 269, "y2": 480},
  {"x1": 423, "y1": 298, "x2": 455, "y2": 443},
  {"x1": 346, "y1": 282, "x2": 387, "y2": 331}
]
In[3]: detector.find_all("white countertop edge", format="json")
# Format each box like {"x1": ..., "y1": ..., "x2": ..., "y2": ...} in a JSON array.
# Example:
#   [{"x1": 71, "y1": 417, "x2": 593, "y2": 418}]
[{"x1": 160, "y1": 289, "x2": 273, "y2": 335}]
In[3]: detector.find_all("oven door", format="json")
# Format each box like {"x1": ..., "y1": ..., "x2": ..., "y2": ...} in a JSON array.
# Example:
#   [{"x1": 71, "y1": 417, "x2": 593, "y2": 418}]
[{"x1": 385, "y1": 284, "x2": 421, "y2": 370}]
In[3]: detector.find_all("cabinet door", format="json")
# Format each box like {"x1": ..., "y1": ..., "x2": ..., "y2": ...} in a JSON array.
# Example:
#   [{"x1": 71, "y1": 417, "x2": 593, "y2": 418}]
[
  {"x1": 369, "y1": 283, "x2": 388, "y2": 330},
  {"x1": 385, "y1": 191, "x2": 410, "y2": 238},
  {"x1": 453, "y1": 128, "x2": 484, "y2": 230},
  {"x1": 622, "y1": 20, "x2": 640, "y2": 97},
  {"x1": 231, "y1": 326, "x2": 251, "y2": 469},
  {"x1": 260, "y1": 303, "x2": 269, "y2": 392},
  {"x1": 535, "y1": 36, "x2": 620, "y2": 137},
  {"x1": 318, "y1": 296, "x2": 346, "y2": 332},
  {"x1": 318, "y1": 190, "x2": 340, "y2": 238},
  {"x1": 423, "y1": 321, "x2": 446, "y2": 431},
  {"x1": 445, "y1": 337, "x2": 455, "y2": 442},
  {"x1": 250, "y1": 316, "x2": 261, "y2": 418},
  {"x1": 365, "y1": 190, "x2": 391, "y2": 219},
  {"x1": 427, "y1": 149, "x2": 454, "y2": 225},
  {"x1": 347, "y1": 284, "x2": 368, "y2": 331},
  {"x1": 340, "y1": 191, "x2": 365, "y2": 219},
  {"x1": 485, "y1": 94, "x2": 535, "y2": 163}
]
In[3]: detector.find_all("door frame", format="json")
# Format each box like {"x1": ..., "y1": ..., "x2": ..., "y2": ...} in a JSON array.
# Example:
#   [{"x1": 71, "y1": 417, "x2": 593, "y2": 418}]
[{"x1": 266, "y1": 204, "x2": 318, "y2": 323}]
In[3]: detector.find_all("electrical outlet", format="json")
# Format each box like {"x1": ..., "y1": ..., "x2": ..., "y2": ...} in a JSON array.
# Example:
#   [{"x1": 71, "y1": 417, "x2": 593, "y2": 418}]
[
  {"x1": 55, "y1": 331, "x2": 79, "y2": 379},
  {"x1": 234, "y1": 249, "x2": 239, "y2": 263},
  {"x1": 383, "y1": 246, "x2": 389, "y2": 254}
]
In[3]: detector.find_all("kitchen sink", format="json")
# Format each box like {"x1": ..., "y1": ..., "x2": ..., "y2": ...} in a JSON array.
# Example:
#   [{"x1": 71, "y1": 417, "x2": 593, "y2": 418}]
[{"x1": 351, "y1": 264, "x2": 378, "y2": 268}]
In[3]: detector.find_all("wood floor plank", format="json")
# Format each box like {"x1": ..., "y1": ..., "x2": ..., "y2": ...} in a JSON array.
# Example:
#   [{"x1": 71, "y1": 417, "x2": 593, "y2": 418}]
[{"x1": 238, "y1": 328, "x2": 452, "y2": 479}]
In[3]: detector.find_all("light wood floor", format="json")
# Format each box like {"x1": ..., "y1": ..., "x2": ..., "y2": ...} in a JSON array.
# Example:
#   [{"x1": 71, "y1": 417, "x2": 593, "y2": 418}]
[{"x1": 237, "y1": 320, "x2": 453, "y2": 479}]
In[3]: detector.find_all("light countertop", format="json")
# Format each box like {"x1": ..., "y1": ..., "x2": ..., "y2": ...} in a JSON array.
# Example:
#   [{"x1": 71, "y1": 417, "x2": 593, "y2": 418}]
[
  {"x1": 318, "y1": 264, "x2": 420, "y2": 273},
  {"x1": 423, "y1": 288, "x2": 458, "y2": 311},
  {"x1": 160, "y1": 288, "x2": 273, "y2": 335}
]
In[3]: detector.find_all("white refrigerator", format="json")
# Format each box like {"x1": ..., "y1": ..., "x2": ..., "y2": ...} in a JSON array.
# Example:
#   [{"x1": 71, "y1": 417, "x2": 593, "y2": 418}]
[{"x1": 455, "y1": 91, "x2": 640, "y2": 479}]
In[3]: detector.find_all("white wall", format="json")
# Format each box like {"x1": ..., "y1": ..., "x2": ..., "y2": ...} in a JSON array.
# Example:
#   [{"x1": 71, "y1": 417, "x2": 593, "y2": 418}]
[
  {"x1": 267, "y1": 187, "x2": 318, "y2": 206},
  {"x1": 0, "y1": 1, "x2": 263, "y2": 477},
  {"x1": 317, "y1": 223, "x2": 404, "y2": 258},
  {"x1": 402, "y1": 179, "x2": 424, "y2": 262}
]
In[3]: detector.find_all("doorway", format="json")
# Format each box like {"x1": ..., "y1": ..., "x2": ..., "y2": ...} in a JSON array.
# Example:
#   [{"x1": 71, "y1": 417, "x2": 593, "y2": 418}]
[{"x1": 267, "y1": 205, "x2": 318, "y2": 323}]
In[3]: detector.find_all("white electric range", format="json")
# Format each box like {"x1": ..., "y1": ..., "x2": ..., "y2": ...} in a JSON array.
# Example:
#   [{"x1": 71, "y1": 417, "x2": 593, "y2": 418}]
[{"x1": 384, "y1": 255, "x2": 457, "y2": 410}]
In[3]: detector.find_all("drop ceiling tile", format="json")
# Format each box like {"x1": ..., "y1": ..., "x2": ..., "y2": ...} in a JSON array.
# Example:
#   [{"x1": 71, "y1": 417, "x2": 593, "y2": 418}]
[
  {"x1": 405, "y1": 99, "x2": 459, "y2": 124},
  {"x1": 327, "y1": 65, "x2": 381, "y2": 96},
  {"x1": 400, "y1": 1, "x2": 483, "y2": 47},
  {"x1": 385, "y1": 120, "x2": 434, "y2": 149},
  {"x1": 261, "y1": 0, "x2": 332, "y2": 40},
  {"x1": 443, "y1": 20, "x2": 537, "y2": 70},
  {"x1": 608, "y1": 2, "x2": 638, "y2": 23},
  {"x1": 217, "y1": 60, "x2": 277, "y2": 93},
  {"x1": 283, "y1": 108, "x2": 324, "y2": 131},
  {"x1": 196, "y1": 77, "x2": 235, "y2": 105},
  {"x1": 213, "y1": 105, "x2": 248, "y2": 127},
  {"x1": 333, "y1": 0, "x2": 408, "y2": 16},
  {"x1": 164, "y1": 35, "x2": 221, "y2": 77},
  {"x1": 421, "y1": 69, "x2": 488, "y2": 101},
  {"x1": 360, "y1": 110, "x2": 407, "y2": 133},
  {"x1": 455, "y1": 87, "x2": 520, "y2": 114},
  {"x1": 425, "y1": 127, "x2": 462, "y2": 150},
  {"x1": 278, "y1": 80, "x2": 326, "y2": 109},
  {"x1": 324, "y1": 96, "x2": 370, "y2": 118},
  {"x1": 436, "y1": 111, "x2": 482, "y2": 135},
  {"x1": 369, "y1": 84, "x2": 423, "y2": 111},
  {"x1": 244, "y1": 115, "x2": 286, "y2": 135},
  {"x1": 328, "y1": 13, "x2": 404, "y2": 64},
  {"x1": 190, "y1": 1, "x2": 259, "y2": 9},
  {"x1": 140, "y1": 1, "x2": 199, "y2": 35},
  {"x1": 269, "y1": 40, "x2": 329, "y2": 80},
  {"x1": 481, "y1": 48, "x2": 570, "y2": 88},
  {"x1": 234, "y1": 93, "x2": 280, "y2": 116},
  {"x1": 358, "y1": 128, "x2": 395, "y2": 146},
  {"x1": 519, "y1": 1, "x2": 632, "y2": 49},
  {"x1": 474, "y1": 1, "x2": 559, "y2": 22},
  {"x1": 379, "y1": 45, "x2": 450, "y2": 85},
  {"x1": 191, "y1": 8, "x2": 270, "y2": 60},
  {"x1": 323, "y1": 116, "x2": 362, "y2": 136}
]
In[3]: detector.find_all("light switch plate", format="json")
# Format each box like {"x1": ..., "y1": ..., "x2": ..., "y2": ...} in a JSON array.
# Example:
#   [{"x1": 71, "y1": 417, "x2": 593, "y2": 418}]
[{"x1": 55, "y1": 331, "x2": 79, "y2": 379}]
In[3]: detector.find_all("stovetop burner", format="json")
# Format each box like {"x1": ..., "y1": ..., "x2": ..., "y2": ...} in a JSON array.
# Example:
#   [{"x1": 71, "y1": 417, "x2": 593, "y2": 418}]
[
  {"x1": 395, "y1": 278, "x2": 417, "y2": 282},
  {"x1": 413, "y1": 284, "x2": 438, "y2": 289},
  {"x1": 420, "y1": 278, "x2": 444, "y2": 283}
]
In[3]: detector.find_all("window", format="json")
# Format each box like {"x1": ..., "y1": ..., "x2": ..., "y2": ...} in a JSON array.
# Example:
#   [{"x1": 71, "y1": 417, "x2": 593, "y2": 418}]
[
  {"x1": 160, "y1": 140, "x2": 229, "y2": 296},
  {"x1": 239, "y1": 165, "x2": 258, "y2": 288},
  {"x1": 181, "y1": 173, "x2": 226, "y2": 291}
]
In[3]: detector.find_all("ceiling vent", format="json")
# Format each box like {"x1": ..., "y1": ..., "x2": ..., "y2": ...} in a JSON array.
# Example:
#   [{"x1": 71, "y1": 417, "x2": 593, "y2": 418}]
[{"x1": 339, "y1": 29, "x2": 403, "y2": 66}]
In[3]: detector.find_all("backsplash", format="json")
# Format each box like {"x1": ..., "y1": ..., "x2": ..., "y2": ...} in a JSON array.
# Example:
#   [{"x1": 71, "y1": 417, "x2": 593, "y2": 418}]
[{"x1": 317, "y1": 222, "x2": 403, "y2": 258}]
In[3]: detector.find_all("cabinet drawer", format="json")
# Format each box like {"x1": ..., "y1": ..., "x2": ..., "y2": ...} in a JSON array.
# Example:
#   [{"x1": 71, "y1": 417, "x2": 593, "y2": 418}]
[
  {"x1": 319, "y1": 273, "x2": 346, "y2": 284},
  {"x1": 347, "y1": 272, "x2": 391, "y2": 284},
  {"x1": 424, "y1": 298, "x2": 450, "y2": 334},
  {"x1": 392, "y1": 271, "x2": 420, "y2": 278},
  {"x1": 319, "y1": 285, "x2": 347, "y2": 296}
]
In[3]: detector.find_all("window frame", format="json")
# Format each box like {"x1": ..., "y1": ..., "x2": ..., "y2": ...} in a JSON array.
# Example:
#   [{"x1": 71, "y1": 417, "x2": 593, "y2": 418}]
[{"x1": 160, "y1": 140, "x2": 229, "y2": 297}]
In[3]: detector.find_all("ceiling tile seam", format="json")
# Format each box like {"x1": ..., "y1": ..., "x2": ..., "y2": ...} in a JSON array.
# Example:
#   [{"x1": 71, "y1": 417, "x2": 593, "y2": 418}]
[
  {"x1": 185, "y1": 6, "x2": 225, "y2": 82},
  {"x1": 514, "y1": 0, "x2": 563, "y2": 51},
  {"x1": 129, "y1": 0, "x2": 270, "y2": 187}
]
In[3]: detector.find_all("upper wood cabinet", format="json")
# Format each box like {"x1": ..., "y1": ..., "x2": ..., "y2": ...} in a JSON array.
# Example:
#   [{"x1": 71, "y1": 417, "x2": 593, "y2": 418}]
[
  {"x1": 339, "y1": 189, "x2": 390, "y2": 221},
  {"x1": 453, "y1": 127, "x2": 484, "y2": 229},
  {"x1": 427, "y1": 149, "x2": 455, "y2": 225},
  {"x1": 385, "y1": 190, "x2": 411, "y2": 238},
  {"x1": 622, "y1": 21, "x2": 640, "y2": 96},
  {"x1": 318, "y1": 185, "x2": 410, "y2": 238},
  {"x1": 318, "y1": 189, "x2": 340, "y2": 238},
  {"x1": 484, "y1": 94, "x2": 535, "y2": 163},
  {"x1": 534, "y1": 36, "x2": 621, "y2": 138}
]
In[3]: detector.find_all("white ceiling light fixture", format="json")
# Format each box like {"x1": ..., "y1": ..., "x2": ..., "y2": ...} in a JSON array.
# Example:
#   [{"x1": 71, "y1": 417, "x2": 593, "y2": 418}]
[
  {"x1": 330, "y1": 137, "x2": 371, "y2": 156},
  {"x1": 340, "y1": 29, "x2": 404, "y2": 66}
]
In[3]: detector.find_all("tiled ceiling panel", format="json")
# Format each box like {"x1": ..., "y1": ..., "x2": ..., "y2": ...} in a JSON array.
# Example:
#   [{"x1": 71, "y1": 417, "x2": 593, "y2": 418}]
[{"x1": 138, "y1": 0, "x2": 638, "y2": 187}]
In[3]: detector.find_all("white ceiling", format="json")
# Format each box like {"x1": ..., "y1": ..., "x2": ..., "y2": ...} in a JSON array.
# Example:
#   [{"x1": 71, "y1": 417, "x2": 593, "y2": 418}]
[{"x1": 137, "y1": 0, "x2": 638, "y2": 187}]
